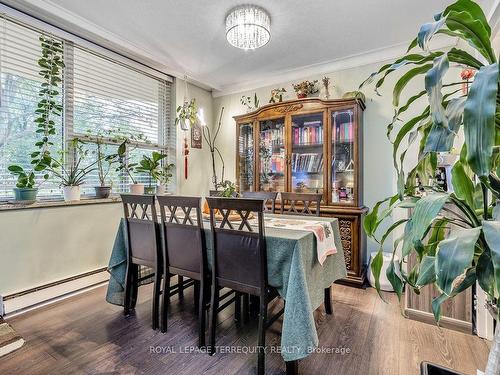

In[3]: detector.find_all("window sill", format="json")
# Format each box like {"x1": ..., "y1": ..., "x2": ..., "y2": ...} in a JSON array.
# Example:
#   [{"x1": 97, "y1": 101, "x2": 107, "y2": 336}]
[{"x1": 0, "y1": 196, "x2": 122, "y2": 211}]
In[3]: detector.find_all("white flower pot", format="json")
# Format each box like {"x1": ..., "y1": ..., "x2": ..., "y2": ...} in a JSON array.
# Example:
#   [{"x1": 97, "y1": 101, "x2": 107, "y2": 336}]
[
  {"x1": 129, "y1": 183, "x2": 144, "y2": 194},
  {"x1": 156, "y1": 185, "x2": 166, "y2": 195},
  {"x1": 368, "y1": 252, "x2": 400, "y2": 292},
  {"x1": 62, "y1": 186, "x2": 81, "y2": 202}
]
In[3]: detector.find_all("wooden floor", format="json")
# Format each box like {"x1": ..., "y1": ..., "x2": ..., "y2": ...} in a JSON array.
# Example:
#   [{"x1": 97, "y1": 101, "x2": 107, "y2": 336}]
[{"x1": 0, "y1": 284, "x2": 490, "y2": 375}]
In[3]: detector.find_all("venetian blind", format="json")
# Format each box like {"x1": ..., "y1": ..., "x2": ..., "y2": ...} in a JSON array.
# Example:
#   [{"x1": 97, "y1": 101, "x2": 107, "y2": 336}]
[
  {"x1": 66, "y1": 45, "x2": 175, "y2": 194},
  {"x1": 0, "y1": 18, "x2": 64, "y2": 199}
]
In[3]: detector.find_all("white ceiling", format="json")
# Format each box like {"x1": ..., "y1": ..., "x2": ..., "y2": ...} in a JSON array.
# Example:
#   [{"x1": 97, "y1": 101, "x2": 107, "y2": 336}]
[{"x1": 4, "y1": 0, "x2": 498, "y2": 95}]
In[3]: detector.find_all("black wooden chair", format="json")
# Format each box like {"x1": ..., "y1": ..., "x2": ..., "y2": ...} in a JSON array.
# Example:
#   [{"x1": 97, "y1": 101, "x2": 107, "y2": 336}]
[
  {"x1": 241, "y1": 191, "x2": 278, "y2": 213},
  {"x1": 279, "y1": 192, "x2": 322, "y2": 216},
  {"x1": 121, "y1": 194, "x2": 162, "y2": 330},
  {"x1": 157, "y1": 195, "x2": 208, "y2": 346},
  {"x1": 206, "y1": 197, "x2": 284, "y2": 375}
]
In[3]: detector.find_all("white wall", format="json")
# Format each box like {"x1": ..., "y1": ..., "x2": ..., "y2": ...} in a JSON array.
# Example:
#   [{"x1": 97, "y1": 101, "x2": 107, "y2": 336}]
[
  {"x1": 0, "y1": 203, "x2": 122, "y2": 296},
  {"x1": 175, "y1": 80, "x2": 215, "y2": 196}
]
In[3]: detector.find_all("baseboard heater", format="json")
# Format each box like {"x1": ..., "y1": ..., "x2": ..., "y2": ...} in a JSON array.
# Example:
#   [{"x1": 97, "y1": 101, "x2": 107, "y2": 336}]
[{"x1": 2, "y1": 268, "x2": 109, "y2": 318}]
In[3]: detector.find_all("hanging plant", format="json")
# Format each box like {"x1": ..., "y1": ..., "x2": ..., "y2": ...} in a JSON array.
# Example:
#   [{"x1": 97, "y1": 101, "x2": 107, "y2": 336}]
[
  {"x1": 7, "y1": 35, "x2": 64, "y2": 201},
  {"x1": 175, "y1": 98, "x2": 198, "y2": 131}
]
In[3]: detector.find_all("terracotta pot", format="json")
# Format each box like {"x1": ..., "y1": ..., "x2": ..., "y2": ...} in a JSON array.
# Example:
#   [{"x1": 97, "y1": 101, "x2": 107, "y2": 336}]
[
  {"x1": 129, "y1": 183, "x2": 144, "y2": 194},
  {"x1": 297, "y1": 92, "x2": 307, "y2": 99}
]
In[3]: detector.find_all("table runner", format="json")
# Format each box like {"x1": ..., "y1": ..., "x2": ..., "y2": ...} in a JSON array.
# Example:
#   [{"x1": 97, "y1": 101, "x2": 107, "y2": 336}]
[
  {"x1": 260, "y1": 216, "x2": 337, "y2": 265},
  {"x1": 105, "y1": 213, "x2": 347, "y2": 362}
]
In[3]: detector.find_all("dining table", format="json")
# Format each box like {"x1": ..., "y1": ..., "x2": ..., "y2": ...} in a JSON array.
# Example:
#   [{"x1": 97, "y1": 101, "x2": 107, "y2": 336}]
[{"x1": 105, "y1": 212, "x2": 347, "y2": 373}]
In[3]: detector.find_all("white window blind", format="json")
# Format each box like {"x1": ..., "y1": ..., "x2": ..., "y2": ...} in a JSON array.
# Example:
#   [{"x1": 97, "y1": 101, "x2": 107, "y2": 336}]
[
  {"x1": 67, "y1": 46, "x2": 175, "y2": 195},
  {"x1": 0, "y1": 19, "x2": 64, "y2": 199},
  {"x1": 0, "y1": 15, "x2": 175, "y2": 200}
]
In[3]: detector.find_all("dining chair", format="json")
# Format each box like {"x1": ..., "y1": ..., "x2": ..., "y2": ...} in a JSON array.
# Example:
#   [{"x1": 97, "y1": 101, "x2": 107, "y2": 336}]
[
  {"x1": 206, "y1": 197, "x2": 284, "y2": 375},
  {"x1": 279, "y1": 192, "x2": 334, "y2": 314},
  {"x1": 157, "y1": 195, "x2": 208, "y2": 346},
  {"x1": 241, "y1": 191, "x2": 278, "y2": 213},
  {"x1": 121, "y1": 194, "x2": 162, "y2": 330},
  {"x1": 279, "y1": 192, "x2": 322, "y2": 216}
]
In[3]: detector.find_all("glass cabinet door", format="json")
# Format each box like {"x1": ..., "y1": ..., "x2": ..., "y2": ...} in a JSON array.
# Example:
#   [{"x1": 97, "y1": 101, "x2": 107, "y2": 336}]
[
  {"x1": 290, "y1": 112, "x2": 324, "y2": 194},
  {"x1": 331, "y1": 109, "x2": 355, "y2": 204},
  {"x1": 258, "y1": 118, "x2": 285, "y2": 191},
  {"x1": 238, "y1": 123, "x2": 254, "y2": 192}
]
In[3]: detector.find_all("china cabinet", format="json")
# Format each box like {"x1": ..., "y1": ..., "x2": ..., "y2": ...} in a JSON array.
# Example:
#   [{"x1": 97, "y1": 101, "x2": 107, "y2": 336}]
[{"x1": 235, "y1": 98, "x2": 367, "y2": 287}]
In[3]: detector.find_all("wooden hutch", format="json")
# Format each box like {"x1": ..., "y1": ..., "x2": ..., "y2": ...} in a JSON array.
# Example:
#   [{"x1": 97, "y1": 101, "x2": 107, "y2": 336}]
[{"x1": 234, "y1": 97, "x2": 368, "y2": 287}]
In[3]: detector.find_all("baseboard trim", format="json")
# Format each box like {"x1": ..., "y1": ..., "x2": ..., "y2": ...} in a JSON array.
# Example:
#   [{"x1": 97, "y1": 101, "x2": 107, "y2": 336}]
[
  {"x1": 405, "y1": 308, "x2": 472, "y2": 334},
  {"x1": 3, "y1": 269, "x2": 110, "y2": 317}
]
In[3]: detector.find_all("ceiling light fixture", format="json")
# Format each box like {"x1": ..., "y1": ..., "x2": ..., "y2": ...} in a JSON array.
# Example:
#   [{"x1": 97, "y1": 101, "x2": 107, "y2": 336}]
[{"x1": 225, "y1": 5, "x2": 271, "y2": 50}]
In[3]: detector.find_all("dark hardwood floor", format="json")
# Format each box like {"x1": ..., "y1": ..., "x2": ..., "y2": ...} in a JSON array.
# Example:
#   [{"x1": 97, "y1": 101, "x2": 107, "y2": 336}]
[{"x1": 0, "y1": 283, "x2": 490, "y2": 375}]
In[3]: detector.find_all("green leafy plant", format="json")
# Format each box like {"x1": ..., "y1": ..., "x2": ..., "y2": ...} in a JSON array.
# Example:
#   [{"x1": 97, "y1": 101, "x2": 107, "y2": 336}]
[
  {"x1": 175, "y1": 98, "x2": 198, "y2": 130},
  {"x1": 360, "y1": 1, "x2": 499, "y2": 373},
  {"x1": 48, "y1": 139, "x2": 98, "y2": 187},
  {"x1": 83, "y1": 129, "x2": 118, "y2": 187},
  {"x1": 157, "y1": 162, "x2": 175, "y2": 186},
  {"x1": 240, "y1": 93, "x2": 260, "y2": 111},
  {"x1": 135, "y1": 151, "x2": 168, "y2": 188},
  {"x1": 216, "y1": 180, "x2": 238, "y2": 198},
  {"x1": 107, "y1": 132, "x2": 150, "y2": 185},
  {"x1": 7, "y1": 35, "x2": 64, "y2": 190}
]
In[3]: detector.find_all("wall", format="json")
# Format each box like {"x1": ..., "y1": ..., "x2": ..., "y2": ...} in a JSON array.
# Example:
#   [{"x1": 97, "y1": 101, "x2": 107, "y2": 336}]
[
  {"x1": 175, "y1": 80, "x2": 215, "y2": 196},
  {"x1": 0, "y1": 203, "x2": 122, "y2": 296},
  {"x1": 212, "y1": 58, "x2": 431, "y2": 256}
]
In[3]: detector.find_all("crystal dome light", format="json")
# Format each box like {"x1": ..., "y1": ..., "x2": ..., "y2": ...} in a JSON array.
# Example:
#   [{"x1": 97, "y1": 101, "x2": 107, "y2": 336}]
[{"x1": 225, "y1": 5, "x2": 271, "y2": 50}]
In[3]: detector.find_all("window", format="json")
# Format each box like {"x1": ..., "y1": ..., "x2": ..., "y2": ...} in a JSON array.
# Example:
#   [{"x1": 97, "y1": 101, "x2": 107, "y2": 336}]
[
  {"x1": 67, "y1": 45, "x2": 174, "y2": 194},
  {"x1": 0, "y1": 19, "x2": 64, "y2": 198},
  {"x1": 0, "y1": 17, "x2": 175, "y2": 200}
]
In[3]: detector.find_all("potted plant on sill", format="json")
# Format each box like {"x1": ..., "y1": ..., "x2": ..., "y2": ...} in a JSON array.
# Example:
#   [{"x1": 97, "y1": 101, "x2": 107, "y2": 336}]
[
  {"x1": 109, "y1": 132, "x2": 150, "y2": 194},
  {"x1": 7, "y1": 35, "x2": 64, "y2": 202},
  {"x1": 156, "y1": 162, "x2": 175, "y2": 195},
  {"x1": 292, "y1": 80, "x2": 318, "y2": 99},
  {"x1": 135, "y1": 151, "x2": 168, "y2": 195},
  {"x1": 84, "y1": 129, "x2": 118, "y2": 199},
  {"x1": 49, "y1": 139, "x2": 98, "y2": 202},
  {"x1": 360, "y1": 1, "x2": 499, "y2": 374}
]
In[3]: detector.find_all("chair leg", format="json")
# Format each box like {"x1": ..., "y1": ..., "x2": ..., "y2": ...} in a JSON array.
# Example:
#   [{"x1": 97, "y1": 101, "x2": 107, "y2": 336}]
[
  {"x1": 160, "y1": 273, "x2": 171, "y2": 333},
  {"x1": 208, "y1": 280, "x2": 219, "y2": 356},
  {"x1": 234, "y1": 292, "x2": 241, "y2": 322},
  {"x1": 242, "y1": 294, "x2": 250, "y2": 323},
  {"x1": 178, "y1": 275, "x2": 184, "y2": 298},
  {"x1": 198, "y1": 278, "x2": 207, "y2": 348},
  {"x1": 152, "y1": 266, "x2": 161, "y2": 330},
  {"x1": 285, "y1": 360, "x2": 299, "y2": 375},
  {"x1": 257, "y1": 297, "x2": 267, "y2": 375},
  {"x1": 194, "y1": 280, "x2": 200, "y2": 312},
  {"x1": 324, "y1": 285, "x2": 333, "y2": 315},
  {"x1": 130, "y1": 264, "x2": 139, "y2": 309},
  {"x1": 123, "y1": 261, "x2": 133, "y2": 316}
]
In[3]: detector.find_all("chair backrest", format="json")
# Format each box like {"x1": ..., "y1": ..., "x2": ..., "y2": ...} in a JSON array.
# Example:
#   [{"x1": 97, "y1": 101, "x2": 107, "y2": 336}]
[
  {"x1": 241, "y1": 191, "x2": 278, "y2": 213},
  {"x1": 206, "y1": 197, "x2": 266, "y2": 296},
  {"x1": 121, "y1": 194, "x2": 161, "y2": 267},
  {"x1": 279, "y1": 192, "x2": 322, "y2": 216},
  {"x1": 157, "y1": 195, "x2": 206, "y2": 281}
]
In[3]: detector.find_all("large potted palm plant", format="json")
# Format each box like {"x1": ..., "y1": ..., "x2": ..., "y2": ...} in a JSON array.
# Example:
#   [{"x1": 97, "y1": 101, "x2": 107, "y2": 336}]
[{"x1": 360, "y1": 1, "x2": 499, "y2": 374}]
